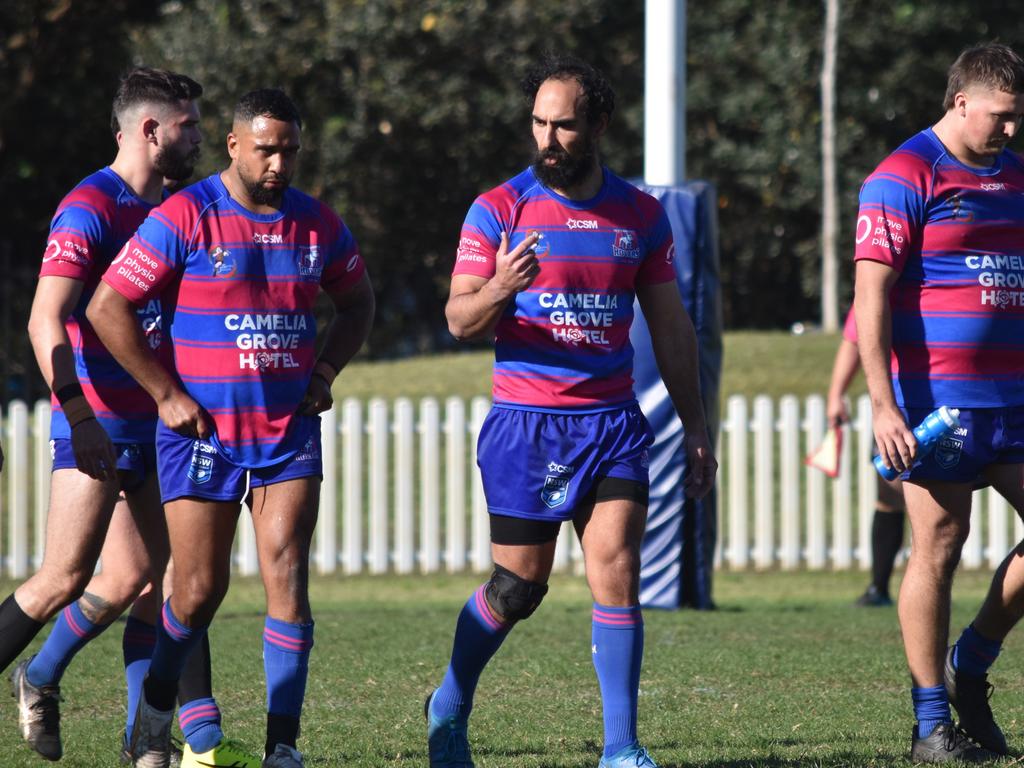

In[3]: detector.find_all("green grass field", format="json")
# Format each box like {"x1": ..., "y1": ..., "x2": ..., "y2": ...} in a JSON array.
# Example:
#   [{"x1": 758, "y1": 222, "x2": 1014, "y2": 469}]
[
  {"x1": 0, "y1": 569, "x2": 1018, "y2": 767},
  {"x1": 335, "y1": 331, "x2": 860, "y2": 404}
]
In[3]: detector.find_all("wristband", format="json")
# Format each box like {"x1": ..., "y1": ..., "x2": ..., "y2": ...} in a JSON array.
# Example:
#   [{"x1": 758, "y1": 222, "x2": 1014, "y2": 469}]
[
  {"x1": 54, "y1": 383, "x2": 84, "y2": 405},
  {"x1": 62, "y1": 395, "x2": 96, "y2": 427},
  {"x1": 69, "y1": 416, "x2": 97, "y2": 429}
]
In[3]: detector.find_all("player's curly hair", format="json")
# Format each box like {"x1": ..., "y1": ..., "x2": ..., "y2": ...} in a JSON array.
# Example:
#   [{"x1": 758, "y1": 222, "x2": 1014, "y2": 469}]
[
  {"x1": 234, "y1": 88, "x2": 303, "y2": 129},
  {"x1": 521, "y1": 53, "x2": 615, "y2": 125},
  {"x1": 111, "y1": 67, "x2": 202, "y2": 137},
  {"x1": 944, "y1": 42, "x2": 1024, "y2": 110}
]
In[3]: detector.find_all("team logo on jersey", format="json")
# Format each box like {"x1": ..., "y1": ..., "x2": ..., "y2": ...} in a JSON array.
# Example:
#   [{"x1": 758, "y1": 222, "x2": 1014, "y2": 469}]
[
  {"x1": 43, "y1": 239, "x2": 61, "y2": 262},
  {"x1": 297, "y1": 245, "x2": 324, "y2": 280},
  {"x1": 209, "y1": 245, "x2": 237, "y2": 278},
  {"x1": 295, "y1": 435, "x2": 321, "y2": 462},
  {"x1": 612, "y1": 230, "x2": 641, "y2": 262},
  {"x1": 934, "y1": 434, "x2": 964, "y2": 470},
  {"x1": 188, "y1": 440, "x2": 215, "y2": 484},
  {"x1": 529, "y1": 233, "x2": 549, "y2": 258}
]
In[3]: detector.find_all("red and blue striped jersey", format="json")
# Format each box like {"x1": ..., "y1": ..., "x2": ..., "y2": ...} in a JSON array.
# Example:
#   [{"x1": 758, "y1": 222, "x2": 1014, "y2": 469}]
[
  {"x1": 39, "y1": 167, "x2": 163, "y2": 442},
  {"x1": 101, "y1": 173, "x2": 366, "y2": 468},
  {"x1": 453, "y1": 167, "x2": 676, "y2": 411},
  {"x1": 854, "y1": 128, "x2": 1024, "y2": 408}
]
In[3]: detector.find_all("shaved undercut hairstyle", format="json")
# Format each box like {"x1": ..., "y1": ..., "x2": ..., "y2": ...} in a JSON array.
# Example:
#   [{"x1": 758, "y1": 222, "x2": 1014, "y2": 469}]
[
  {"x1": 110, "y1": 67, "x2": 203, "y2": 137},
  {"x1": 521, "y1": 53, "x2": 615, "y2": 124},
  {"x1": 943, "y1": 42, "x2": 1024, "y2": 110},
  {"x1": 233, "y1": 88, "x2": 303, "y2": 129}
]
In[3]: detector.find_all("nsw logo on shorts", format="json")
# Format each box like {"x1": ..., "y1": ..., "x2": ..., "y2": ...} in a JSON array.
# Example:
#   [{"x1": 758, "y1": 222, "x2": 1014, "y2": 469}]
[
  {"x1": 541, "y1": 475, "x2": 570, "y2": 508},
  {"x1": 934, "y1": 435, "x2": 964, "y2": 470},
  {"x1": 188, "y1": 440, "x2": 216, "y2": 485}
]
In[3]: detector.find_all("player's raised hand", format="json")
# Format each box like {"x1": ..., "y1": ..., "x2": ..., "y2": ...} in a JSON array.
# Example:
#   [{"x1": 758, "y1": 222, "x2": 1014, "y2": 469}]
[
  {"x1": 683, "y1": 430, "x2": 718, "y2": 499},
  {"x1": 70, "y1": 418, "x2": 118, "y2": 481},
  {"x1": 159, "y1": 389, "x2": 212, "y2": 439},
  {"x1": 873, "y1": 405, "x2": 916, "y2": 475},
  {"x1": 492, "y1": 230, "x2": 541, "y2": 298}
]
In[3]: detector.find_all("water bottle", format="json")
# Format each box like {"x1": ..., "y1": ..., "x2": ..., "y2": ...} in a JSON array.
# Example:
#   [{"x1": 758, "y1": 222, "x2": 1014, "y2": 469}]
[{"x1": 873, "y1": 406, "x2": 960, "y2": 480}]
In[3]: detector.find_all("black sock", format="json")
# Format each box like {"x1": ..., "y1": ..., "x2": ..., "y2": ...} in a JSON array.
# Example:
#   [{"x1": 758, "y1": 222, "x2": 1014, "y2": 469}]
[
  {"x1": 266, "y1": 713, "x2": 300, "y2": 755},
  {"x1": 177, "y1": 633, "x2": 212, "y2": 707},
  {"x1": 143, "y1": 673, "x2": 178, "y2": 712},
  {"x1": 871, "y1": 509, "x2": 905, "y2": 595},
  {"x1": 0, "y1": 594, "x2": 44, "y2": 674}
]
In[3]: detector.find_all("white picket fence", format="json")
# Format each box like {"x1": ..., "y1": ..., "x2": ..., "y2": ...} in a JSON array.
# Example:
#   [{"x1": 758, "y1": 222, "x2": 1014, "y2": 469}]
[{"x1": 0, "y1": 395, "x2": 1017, "y2": 578}]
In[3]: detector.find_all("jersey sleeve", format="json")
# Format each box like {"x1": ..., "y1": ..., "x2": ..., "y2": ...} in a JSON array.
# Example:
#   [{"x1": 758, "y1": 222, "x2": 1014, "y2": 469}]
[
  {"x1": 321, "y1": 218, "x2": 367, "y2": 293},
  {"x1": 635, "y1": 201, "x2": 677, "y2": 286},
  {"x1": 452, "y1": 197, "x2": 502, "y2": 279},
  {"x1": 842, "y1": 306, "x2": 858, "y2": 343},
  {"x1": 101, "y1": 200, "x2": 190, "y2": 305},
  {"x1": 38, "y1": 199, "x2": 108, "y2": 281},
  {"x1": 853, "y1": 154, "x2": 928, "y2": 273}
]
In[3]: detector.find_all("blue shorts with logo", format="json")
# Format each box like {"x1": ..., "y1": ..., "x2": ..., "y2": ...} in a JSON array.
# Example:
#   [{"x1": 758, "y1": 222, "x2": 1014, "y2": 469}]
[
  {"x1": 51, "y1": 439, "x2": 156, "y2": 492},
  {"x1": 156, "y1": 415, "x2": 323, "y2": 504},
  {"x1": 477, "y1": 402, "x2": 654, "y2": 522},
  {"x1": 902, "y1": 405, "x2": 1024, "y2": 484}
]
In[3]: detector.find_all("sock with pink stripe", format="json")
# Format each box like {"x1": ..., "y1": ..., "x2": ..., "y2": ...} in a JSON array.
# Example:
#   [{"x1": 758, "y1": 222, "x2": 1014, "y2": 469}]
[
  {"x1": 264, "y1": 617, "x2": 314, "y2": 753},
  {"x1": 592, "y1": 603, "x2": 644, "y2": 757},
  {"x1": 27, "y1": 600, "x2": 111, "y2": 687},
  {"x1": 144, "y1": 600, "x2": 207, "y2": 711},
  {"x1": 179, "y1": 696, "x2": 223, "y2": 753},
  {"x1": 431, "y1": 585, "x2": 512, "y2": 721}
]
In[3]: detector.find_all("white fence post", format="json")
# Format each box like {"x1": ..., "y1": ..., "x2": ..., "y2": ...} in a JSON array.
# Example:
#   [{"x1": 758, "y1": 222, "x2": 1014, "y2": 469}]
[
  {"x1": 419, "y1": 398, "x2": 441, "y2": 573},
  {"x1": 7, "y1": 402, "x2": 29, "y2": 578},
  {"x1": 779, "y1": 395, "x2": 801, "y2": 569},
  {"x1": 726, "y1": 395, "x2": 748, "y2": 569},
  {"x1": 368, "y1": 398, "x2": 389, "y2": 573},
  {"x1": 752, "y1": 395, "x2": 774, "y2": 569},
  {"x1": 469, "y1": 397, "x2": 490, "y2": 573},
  {"x1": 33, "y1": 401, "x2": 52, "y2": 570},
  {"x1": 832, "y1": 418, "x2": 853, "y2": 570},
  {"x1": 445, "y1": 397, "x2": 467, "y2": 572},
  {"x1": 856, "y1": 395, "x2": 874, "y2": 571},
  {"x1": 316, "y1": 405, "x2": 338, "y2": 574},
  {"x1": 342, "y1": 398, "x2": 364, "y2": 574},
  {"x1": 987, "y1": 486, "x2": 1009, "y2": 570},
  {"x1": 805, "y1": 395, "x2": 827, "y2": 569},
  {"x1": 393, "y1": 398, "x2": 415, "y2": 574}
]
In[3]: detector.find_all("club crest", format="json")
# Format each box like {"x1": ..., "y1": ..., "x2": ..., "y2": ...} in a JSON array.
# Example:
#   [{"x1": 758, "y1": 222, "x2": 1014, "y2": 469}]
[
  {"x1": 209, "y1": 245, "x2": 237, "y2": 278},
  {"x1": 541, "y1": 475, "x2": 570, "y2": 508},
  {"x1": 297, "y1": 245, "x2": 324, "y2": 280},
  {"x1": 934, "y1": 435, "x2": 964, "y2": 470},
  {"x1": 612, "y1": 229, "x2": 641, "y2": 262}
]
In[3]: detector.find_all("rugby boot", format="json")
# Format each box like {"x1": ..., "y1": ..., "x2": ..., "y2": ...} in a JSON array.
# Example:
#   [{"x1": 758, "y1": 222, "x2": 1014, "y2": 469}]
[
  {"x1": 944, "y1": 646, "x2": 1009, "y2": 755},
  {"x1": 261, "y1": 744, "x2": 304, "y2": 768},
  {"x1": 10, "y1": 657, "x2": 62, "y2": 761},
  {"x1": 598, "y1": 742, "x2": 660, "y2": 767},
  {"x1": 855, "y1": 584, "x2": 894, "y2": 607},
  {"x1": 130, "y1": 696, "x2": 175, "y2": 768},
  {"x1": 910, "y1": 723, "x2": 996, "y2": 763},
  {"x1": 425, "y1": 690, "x2": 474, "y2": 768},
  {"x1": 182, "y1": 738, "x2": 261, "y2": 768},
  {"x1": 121, "y1": 731, "x2": 183, "y2": 767}
]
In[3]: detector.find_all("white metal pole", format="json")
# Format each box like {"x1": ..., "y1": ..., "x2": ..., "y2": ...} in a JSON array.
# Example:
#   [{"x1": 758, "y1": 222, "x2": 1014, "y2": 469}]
[{"x1": 644, "y1": 0, "x2": 686, "y2": 185}]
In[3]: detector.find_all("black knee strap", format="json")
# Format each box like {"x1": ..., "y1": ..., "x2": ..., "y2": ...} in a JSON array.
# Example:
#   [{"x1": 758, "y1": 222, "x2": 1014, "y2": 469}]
[{"x1": 484, "y1": 564, "x2": 548, "y2": 623}]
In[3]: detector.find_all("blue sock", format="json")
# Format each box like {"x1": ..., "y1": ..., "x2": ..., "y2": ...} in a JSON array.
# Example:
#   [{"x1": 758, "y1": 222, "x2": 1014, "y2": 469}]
[
  {"x1": 912, "y1": 684, "x2": 951, "y2": 738},
  {"x1": 179, "y1": 697, "x2": 223, "y2": 753},
  {"x1": 146, "y1": 601, "x2": 208, "y2": 711},
  {"x1": 432, "y1": 585, "x2": 512, "y2": 720},
  {"x1": 122, "y1": 617, "x2": 156, "y2": 742},
  {"x1": 26, "y1": 601, "x2": 111, "y2": 687},
  {"x1": 592, "y1": 604, "x2": 644, "y2": 757},
  {"x1": 953, "y1": 624, "x2": 1002, "y2": 678},
  {"x1": 264, "y1": 617, "x2": 315, "y2": 719}
]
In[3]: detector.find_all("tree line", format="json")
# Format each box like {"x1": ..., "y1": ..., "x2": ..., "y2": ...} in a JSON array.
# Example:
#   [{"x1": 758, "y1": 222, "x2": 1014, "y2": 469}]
[{"x1": 2, "y1": 0, "x2": 1020, "y2": 401}]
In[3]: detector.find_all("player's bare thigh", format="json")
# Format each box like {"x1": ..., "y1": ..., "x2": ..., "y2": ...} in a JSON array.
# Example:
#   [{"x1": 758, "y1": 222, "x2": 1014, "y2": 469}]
[
  {"x1": 84, "y1": 471, "x2": 170, "y2": 622},
  {"x1": 164, "y1": 495, "x2": 242, "y2": 626},
  {"x1": 575, "y1": 498, "x2": 647, "y2": 606},
  {"x1": 249, "y1": 476, "x2": 320, "y2": 623},
  {"x1": 14, "y1": 467, "x2": 120, "y2": 619},
  {"x1": 984, "y1": 463, "x2": 1024, "y2": 515}
]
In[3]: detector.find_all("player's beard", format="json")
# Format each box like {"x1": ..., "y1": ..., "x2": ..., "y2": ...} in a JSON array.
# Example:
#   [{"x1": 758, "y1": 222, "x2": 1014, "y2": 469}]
[
  {"x1": 532, "y1": 137, "x2": 597, "y2": 190},
  {"x1": 154, "y1": 143, "x2": 200, "y2": 182},
  {"x1": 239, "y1": 168, "x2": 288, "y2": 206}
]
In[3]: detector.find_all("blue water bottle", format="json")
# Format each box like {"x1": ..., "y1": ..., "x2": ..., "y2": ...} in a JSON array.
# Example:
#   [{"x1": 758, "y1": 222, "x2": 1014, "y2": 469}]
[{"x1": 873, "y1": 406, "x2": 960, "y2": 480}]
